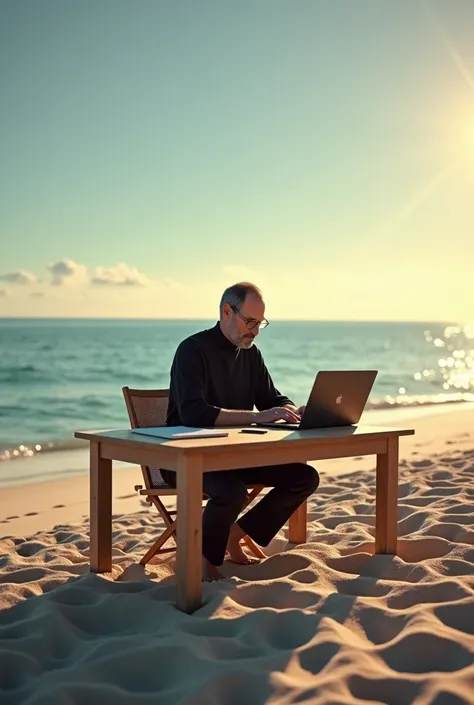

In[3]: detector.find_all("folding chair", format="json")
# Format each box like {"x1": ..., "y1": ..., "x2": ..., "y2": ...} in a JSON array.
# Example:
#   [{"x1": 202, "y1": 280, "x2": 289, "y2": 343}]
[{"x1": 122, "y1": 386, "x2": 267, "y2": 565}]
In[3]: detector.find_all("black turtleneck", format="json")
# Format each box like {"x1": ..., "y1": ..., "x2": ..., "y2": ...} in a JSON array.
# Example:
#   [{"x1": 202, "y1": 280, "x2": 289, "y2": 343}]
[{"x1": 166, "y1": 323, "x2": 294, "y2": 427}]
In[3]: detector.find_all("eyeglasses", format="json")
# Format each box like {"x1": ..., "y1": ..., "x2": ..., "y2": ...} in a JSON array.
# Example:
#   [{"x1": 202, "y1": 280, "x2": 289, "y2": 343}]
[{"x1": 231, "y1": 306, "x2": 269, "y2": 330}]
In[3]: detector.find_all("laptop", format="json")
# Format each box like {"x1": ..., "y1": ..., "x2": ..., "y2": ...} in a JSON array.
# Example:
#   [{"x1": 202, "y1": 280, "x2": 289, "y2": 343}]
[{"x1": 257, "y1": 370, "x2": 378, "y2": 430}]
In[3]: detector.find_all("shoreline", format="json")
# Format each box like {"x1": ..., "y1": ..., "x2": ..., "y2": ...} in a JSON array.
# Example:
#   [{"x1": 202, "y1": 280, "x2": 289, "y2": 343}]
[
  {"x1": 1, "y1": 405, "x2": 473, "y2": 540},
  {"x1": 1, "y1": 400, "x2": 474, "y2": 491}
]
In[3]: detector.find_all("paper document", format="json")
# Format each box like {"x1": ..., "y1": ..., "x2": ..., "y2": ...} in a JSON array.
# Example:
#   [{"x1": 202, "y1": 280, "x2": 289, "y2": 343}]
[{"x1": 131, "y1": 426, "x2": 229, "y2": 440}]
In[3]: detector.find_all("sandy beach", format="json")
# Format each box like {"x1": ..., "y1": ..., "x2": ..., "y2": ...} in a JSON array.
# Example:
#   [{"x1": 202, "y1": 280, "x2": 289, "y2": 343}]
[{"x1": 1, "y1": 409, "x2": 473, "y2": 704}]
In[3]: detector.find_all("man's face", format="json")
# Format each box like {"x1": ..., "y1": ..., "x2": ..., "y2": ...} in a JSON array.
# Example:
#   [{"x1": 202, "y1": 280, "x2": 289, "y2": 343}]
[{"x1": 225, "y1": 293, "x2": 266, "y2": 349}]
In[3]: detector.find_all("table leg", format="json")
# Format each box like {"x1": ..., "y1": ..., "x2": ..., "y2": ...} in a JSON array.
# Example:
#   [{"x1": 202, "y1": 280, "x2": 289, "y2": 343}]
[
  {"x1": 288, "y1": 499, "x2": 307, "y2": 544},
  {"x1": 375, "y1": 436, "x2": 399, "y2": 554},
  {"x1": 90, "y1": 442, "x2": 112, "y2": 572},
  {"x1": 175, "y1": 455, "x2": 203, "y2": 613}
]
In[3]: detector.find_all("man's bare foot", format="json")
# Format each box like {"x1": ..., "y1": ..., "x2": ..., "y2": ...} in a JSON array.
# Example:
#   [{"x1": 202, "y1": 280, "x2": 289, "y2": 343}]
[
  {"x1": 202, "y1": 557, "x2": 225, "y2": 582},
  {"x1": 226, "y1": 523, "x2": 261, "y2": 565}
]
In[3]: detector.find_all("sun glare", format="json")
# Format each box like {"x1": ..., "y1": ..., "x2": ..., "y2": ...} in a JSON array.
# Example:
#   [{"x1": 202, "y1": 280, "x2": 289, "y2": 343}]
[{"x1": 467, "y1": 122, "x2": 474, "y2": 154}]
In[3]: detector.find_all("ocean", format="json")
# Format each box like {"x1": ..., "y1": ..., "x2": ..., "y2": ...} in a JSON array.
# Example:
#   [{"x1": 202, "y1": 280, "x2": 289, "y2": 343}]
[{"x1": 1, "y1": 318, "x2": 473, "y2": 468}]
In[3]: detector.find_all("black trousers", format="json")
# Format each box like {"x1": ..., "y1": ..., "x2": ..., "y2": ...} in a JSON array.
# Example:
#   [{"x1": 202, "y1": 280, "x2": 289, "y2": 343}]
[{"x1": 162, "y1": 463, "x2": 319, "y2": 566}]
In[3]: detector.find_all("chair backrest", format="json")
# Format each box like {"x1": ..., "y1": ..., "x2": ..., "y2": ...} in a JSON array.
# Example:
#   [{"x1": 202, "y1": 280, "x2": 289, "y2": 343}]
[
  {"x1": 122, "y1": 386, "x2": 169, "y2": 429},
  {"x1": 122, "y1": 387, "x2": 170, "y2": 488}
]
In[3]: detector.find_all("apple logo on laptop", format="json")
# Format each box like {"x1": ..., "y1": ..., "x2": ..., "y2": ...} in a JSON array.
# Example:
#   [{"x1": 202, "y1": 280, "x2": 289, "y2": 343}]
[{"x1": 336, "y1": 394, "x2": 343, "y2": 404}]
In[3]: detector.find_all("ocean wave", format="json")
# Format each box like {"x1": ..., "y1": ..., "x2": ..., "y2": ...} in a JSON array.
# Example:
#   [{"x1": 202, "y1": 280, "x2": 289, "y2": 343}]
[
  {"x1": 28, "y1": 396, "x2": 111, "y2": 417},
  {"x1": 0, "y1": 404, "x2": 31, "y2": 417},
  {"x1": 0, "y1": 364, "x2": 52, "y2": 384},
  {"x1": 80, "y1": 396, "x2": 110, "y2": 408},
  {"x1": 65, "y1": 368, "x2": 163, "y2": 384}
]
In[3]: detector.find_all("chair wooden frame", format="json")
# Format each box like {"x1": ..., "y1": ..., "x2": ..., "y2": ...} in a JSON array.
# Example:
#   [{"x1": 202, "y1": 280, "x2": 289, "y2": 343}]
[{"x1": 122, "y1": 386, "x2": 267, "y2": 565}]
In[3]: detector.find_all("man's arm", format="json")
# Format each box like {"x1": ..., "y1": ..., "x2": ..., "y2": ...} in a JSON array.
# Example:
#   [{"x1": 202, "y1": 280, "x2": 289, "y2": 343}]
[
  {"x1": 215, "y1": 408, "x2": 258, "y2": 426},
  {"x1": 171, "y1": 342, "x2": 300, "y2": 427},
  {"x1": 216, "y1": 406, "x2": 300, "y2": 425}
]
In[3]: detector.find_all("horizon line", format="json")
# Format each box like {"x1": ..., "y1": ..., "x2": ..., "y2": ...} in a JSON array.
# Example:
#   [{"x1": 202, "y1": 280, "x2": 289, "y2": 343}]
[{"x1": 0, "y1": 315, "x2": 462, "y2": 325}]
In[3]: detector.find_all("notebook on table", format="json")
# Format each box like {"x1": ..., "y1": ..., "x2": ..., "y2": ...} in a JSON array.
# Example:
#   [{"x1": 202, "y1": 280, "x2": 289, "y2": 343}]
[{"x1": 131, "y1": 426, "x2": 229, "y2": 440}]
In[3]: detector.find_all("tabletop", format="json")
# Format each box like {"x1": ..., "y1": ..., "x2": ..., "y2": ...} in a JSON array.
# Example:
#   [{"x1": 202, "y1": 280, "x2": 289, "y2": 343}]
[{"x1": 75, "y1": 424, "x2": 415, "y2": 453}]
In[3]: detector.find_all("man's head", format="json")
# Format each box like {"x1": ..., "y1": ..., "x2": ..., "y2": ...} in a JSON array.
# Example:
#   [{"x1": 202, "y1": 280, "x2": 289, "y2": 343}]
[{"x1": 219, "y1": 282, "x2": 269, "y2": 349}]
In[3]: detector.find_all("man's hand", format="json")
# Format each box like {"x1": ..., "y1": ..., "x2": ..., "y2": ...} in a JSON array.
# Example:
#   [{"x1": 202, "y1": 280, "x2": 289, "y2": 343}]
[
  {"x1": 255, "y1": 406, "x2": 301, "y2": 424},
  {"x1": 281, "y1": 403, "x2": 306, "y2": 417}
]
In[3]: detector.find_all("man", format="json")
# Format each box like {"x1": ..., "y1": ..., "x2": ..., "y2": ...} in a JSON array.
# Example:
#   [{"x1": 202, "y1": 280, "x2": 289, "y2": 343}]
[{"x1": 164, "y1": 282, "x2": 319, "y2": 581}]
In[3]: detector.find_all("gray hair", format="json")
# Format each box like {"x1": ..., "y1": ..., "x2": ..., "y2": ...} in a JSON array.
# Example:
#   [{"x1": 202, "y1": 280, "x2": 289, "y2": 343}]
[{"x1": 219, "y1": 282, "x2": 263, "y2": 311}]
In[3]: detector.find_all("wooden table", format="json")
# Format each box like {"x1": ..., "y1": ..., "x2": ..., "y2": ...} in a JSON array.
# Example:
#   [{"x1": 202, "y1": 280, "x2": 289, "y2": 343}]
[{"x1": 75, "y1": 424, "x2": 414, "y2": 612}]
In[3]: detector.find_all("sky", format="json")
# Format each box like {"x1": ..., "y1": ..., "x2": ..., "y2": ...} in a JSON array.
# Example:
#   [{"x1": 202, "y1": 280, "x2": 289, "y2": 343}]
[{"x1": 1, "y1": 0, "x2": 473, "y2": 322}]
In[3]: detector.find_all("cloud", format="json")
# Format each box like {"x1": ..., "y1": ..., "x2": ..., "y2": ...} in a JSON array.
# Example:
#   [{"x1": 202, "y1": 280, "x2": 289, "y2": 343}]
[
  {"x1": 0, "y1": 269, "x2": 37, "y2": 285},
  {"x1": 48, "y1": 259, "x2": 87, "y2": 286},
  {"x1": 91, "y1": 263, "x2": 153, "y2": 287},
  {"x1": 0, "y1": 287, "x2": 11, "y2": 297}
]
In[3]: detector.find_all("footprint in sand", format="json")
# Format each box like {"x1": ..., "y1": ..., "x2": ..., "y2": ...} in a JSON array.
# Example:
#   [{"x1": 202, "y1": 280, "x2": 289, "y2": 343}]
[
  {"x1": 411, "y1": 459, "x2": 433, "y2": 469},
  {"x1": 6, "y1": 515, "x2": 20, "y2": 520},
  {"x1": 53, "y1": 505, "x2": 65, "y2": 509},
  {"x1": 24, "y1": 512, "x2": 38, "y2": 517},
  {"x1": 451, "y1": 460, "x2": 469, "y2": 469}
]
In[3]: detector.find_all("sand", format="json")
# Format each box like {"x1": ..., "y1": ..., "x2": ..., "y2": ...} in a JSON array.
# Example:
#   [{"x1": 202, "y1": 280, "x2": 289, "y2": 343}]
[{"x1": 0, "y1": 410, "x2": 473, "y2": 704}]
